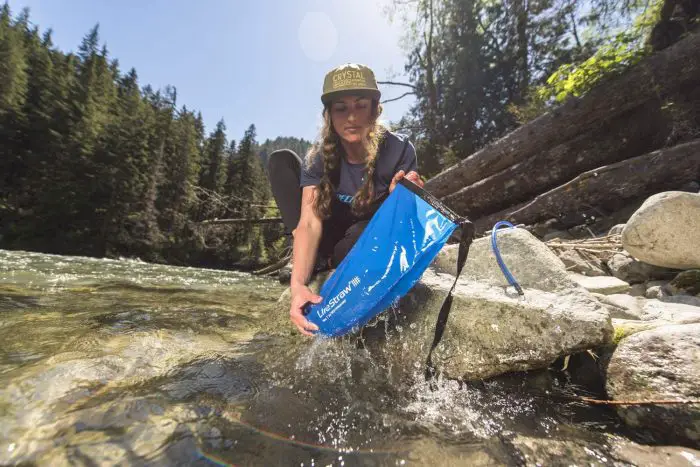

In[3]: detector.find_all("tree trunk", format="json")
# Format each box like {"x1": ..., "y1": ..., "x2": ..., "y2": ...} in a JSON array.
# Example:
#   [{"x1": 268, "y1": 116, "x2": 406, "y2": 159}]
[
  {"x1": 424, "y1": 30, "x2": 700, "y2": 199},
  {"x1": 472, "y1": 139, "x2": 700, "y2": 232},
  {"x1": 443, "y1": 101, "x2": 669, "y2": 218}
]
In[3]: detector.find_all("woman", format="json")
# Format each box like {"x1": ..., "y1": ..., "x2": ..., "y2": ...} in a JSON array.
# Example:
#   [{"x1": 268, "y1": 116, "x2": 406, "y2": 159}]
[{"x1": 267, "y1": 63, "x2": 424, "y2": 336}]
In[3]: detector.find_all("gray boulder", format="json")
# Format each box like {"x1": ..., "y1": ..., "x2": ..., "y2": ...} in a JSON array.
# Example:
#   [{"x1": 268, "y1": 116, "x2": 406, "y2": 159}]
[
  {"x1": 361, "y1": 270, "x2": 613, "y2": 381},
  {"x1": 622, "y1": 191, "x2": 700, "y2": 269},
  {"x1": 432, "y1": 227, "x2": 577, "y2": 292},
  {"x1": 606, "y1": 323, "x2": 700, "y2": 445}
]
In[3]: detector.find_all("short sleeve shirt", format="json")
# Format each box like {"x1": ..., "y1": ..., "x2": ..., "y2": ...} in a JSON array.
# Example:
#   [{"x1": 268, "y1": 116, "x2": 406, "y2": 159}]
[{"x1": 300, "y1": 131, "x2": 417, "y2": 204}]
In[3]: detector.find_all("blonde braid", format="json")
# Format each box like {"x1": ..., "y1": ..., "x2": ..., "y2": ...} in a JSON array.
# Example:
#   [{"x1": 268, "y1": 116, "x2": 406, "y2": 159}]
[{"x1": 351, "y1": 123, "x2": 386, "y2": 217}]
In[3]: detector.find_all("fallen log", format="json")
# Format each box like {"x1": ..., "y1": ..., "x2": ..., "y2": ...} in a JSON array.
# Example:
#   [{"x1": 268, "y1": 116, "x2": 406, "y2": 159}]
[
  {"x1": 199, "y1": 217, "x2": 283, "y2": 225},
  {"x1": 424, "y1": 30, "x2": 700, "y2": 199},
  {"x1": 443, "y1": 102, "x2": 667, "y2": 218},
  {"x1": 473, "y1": 139, "x2": 700, "y2": 232}
]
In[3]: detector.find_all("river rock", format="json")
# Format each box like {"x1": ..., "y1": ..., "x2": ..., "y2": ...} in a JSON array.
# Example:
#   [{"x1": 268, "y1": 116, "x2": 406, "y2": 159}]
[
  {"x1": 569, "y1": 273, "x2": 630, "y2": 295},
  {"x1": 621, "y1": 191, "x2": 700, "y2": 269},
  {"x1": 595, "y1": 294, "x2": 644, "y2": 320},
  {"x1": 606, "y1": 323, "x2": 700, "y2": 445},
  {"x1": 668, "y1": 270, "x2": 700, "y2": 296},
  {"x1": 432, "y1": 227, "x2": 577, "y2": 292},
  {"x1": 628, "y1": 283, "x2": 646, "y2": 297},
  {"x1": 361, "y1": 269, "x2": 613, "y2": 382},
  {"x1": 608, "y1": 223, "x2": 626, "y2": 236},
  {"x1": 639, "y1": 299, "x2": 700, "y2": 324},
  {"x1": 645, "y1": 280, "x2": 670, "y2": 299},
  {"x1": 557, "y1": 249, "x2": 608, "y2": 276},
  {"x1": 661, "y1": 294, "x2": 700, "y2": 307},
  {"x1": 509, "y1": 435, "x2": 700, "y2": 467},
  {"x1": 606, "y1": 252, "x2": 677, "y2": 284}
]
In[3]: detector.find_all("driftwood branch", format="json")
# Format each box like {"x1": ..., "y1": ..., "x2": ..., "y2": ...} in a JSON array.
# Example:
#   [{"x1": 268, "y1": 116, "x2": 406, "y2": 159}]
[
  {"x1": 382, "y1": 91, "x2": 416, "y2": 104},
  {"x1": 199, "y1": 217, "x2": 283, "y2": 226},
  {"x1": 252, "y1": 253, "x2": 292, "y2": 276},
  {"x1": 377, "y1": 80, "x2": 417, "y2": 89}
]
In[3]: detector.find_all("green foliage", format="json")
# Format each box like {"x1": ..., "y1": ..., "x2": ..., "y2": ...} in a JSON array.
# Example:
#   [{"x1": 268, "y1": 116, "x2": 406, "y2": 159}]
[
  {"x1": 391, "y1": 0, "x2": 663, "y2": 167},
  {"x1": 510, "y1": 1, "x2": 664, "y2": 123},
  {"x1": 0, "y1": 6, "x2": 292, "y2": 269}
]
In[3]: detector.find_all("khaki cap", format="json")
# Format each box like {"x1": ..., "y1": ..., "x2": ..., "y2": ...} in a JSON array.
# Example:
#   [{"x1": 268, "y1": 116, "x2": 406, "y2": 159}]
[{"x1": 321, "y1": 63, "x2": 381, "y2": 105}]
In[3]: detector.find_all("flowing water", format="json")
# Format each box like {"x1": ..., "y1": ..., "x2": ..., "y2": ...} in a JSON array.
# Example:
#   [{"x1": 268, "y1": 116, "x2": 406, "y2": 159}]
[{"x1": 0, "y1": 249, "x2": 664, "y2": 466}]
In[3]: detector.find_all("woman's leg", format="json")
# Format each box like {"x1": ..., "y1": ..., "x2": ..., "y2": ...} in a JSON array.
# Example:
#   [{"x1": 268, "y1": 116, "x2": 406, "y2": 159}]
[
  {"x1": 331, "y1": 220, "x2": 370, "y2": 267},
  {"x1": 266, "y1": 149, "x2": 303, "y2": 235}
]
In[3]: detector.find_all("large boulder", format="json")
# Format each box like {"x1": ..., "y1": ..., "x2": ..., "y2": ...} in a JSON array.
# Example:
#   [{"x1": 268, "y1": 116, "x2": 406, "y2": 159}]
[
  {"x1": 361, "y1": 270, "x2": 613, "y2": 381},
  {"x1": 606, "y1": 323, "x2": 700, "y2": 445},
  {"x1": 622, "y1": 192, "x2": 700, "y2": 269},
  {"x1": 431, "y1": 227, "x2": 577, "y2": 292}
]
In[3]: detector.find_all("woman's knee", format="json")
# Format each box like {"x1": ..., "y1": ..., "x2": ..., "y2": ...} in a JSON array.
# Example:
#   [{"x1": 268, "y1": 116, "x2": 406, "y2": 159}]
[{"x1": 267, "y1": 149, "x2": 302, "y2": 174}]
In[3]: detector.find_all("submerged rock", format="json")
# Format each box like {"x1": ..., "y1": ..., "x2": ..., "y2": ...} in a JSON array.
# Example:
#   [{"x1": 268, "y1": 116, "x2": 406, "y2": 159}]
[{"x1": 606, "y1": 323, "x2": 700, "y2": 445}]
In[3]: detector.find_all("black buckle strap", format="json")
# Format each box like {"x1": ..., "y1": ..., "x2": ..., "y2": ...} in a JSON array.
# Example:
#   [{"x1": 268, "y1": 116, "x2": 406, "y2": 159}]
[{"x1": 424, "y1": 219, "x2": 475, "y2": 382}]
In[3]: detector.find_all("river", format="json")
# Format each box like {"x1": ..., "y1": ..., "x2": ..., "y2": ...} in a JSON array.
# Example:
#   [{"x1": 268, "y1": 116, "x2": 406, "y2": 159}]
[{"x1": 0, "y1": 249, "x2": 677, "y2": 466}]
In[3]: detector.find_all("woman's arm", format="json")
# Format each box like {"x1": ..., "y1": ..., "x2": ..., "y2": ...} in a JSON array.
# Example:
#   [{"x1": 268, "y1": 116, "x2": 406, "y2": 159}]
[{"x1": 288, "y1": 186, "x2": 324, "y2": 336}]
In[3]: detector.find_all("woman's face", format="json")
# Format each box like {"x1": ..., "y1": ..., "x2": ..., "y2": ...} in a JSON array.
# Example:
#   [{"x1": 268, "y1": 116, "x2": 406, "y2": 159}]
[{"x1": 329, "y1": 95, "x2": 373, "y2": 144}]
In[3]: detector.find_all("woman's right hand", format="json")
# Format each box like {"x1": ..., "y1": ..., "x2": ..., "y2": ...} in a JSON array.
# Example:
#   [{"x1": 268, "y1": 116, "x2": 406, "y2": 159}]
[{"x1": 289, "y1": 285, "x2": 322, "y2": 336}]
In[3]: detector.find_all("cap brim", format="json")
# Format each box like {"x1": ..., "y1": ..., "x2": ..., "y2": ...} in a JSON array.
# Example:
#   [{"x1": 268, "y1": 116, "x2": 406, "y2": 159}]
[{"x1": 322, "y1": 88, "x2": 381, "y2": 105}]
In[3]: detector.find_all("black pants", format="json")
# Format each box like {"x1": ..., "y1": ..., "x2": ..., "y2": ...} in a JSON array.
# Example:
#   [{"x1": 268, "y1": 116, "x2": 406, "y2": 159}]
[{"x1": 266, "y1": 149, "x2": 368, "y2": 268}]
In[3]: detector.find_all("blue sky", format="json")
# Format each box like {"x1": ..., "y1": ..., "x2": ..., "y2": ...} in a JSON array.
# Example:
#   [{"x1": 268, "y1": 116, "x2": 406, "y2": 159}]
[{"x1": 9, "y1": 0, "x2": 416, "y2": 143}]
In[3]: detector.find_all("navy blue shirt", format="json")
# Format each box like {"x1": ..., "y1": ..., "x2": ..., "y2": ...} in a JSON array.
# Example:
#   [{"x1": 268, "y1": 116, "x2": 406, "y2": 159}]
[{"x1": 300, "y1": 131, "x2": 417, "y2": 204}]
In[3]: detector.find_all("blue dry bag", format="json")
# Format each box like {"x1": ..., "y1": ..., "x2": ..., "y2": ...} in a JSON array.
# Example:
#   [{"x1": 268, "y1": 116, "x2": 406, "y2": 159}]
[{"x1": 304, "y1": 178, "x2": 474, "y2": 342}]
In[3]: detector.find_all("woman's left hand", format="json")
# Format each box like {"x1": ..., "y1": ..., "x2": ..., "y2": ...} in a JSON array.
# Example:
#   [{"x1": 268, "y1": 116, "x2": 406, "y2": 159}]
[{"x1": 389, "y1": 170, "x2": 424, "y2": 193}]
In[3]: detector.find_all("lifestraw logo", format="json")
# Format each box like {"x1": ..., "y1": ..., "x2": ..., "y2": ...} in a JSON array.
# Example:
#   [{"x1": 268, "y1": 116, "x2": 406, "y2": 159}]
[{"x1": 318, "y1": 276, "x2": 361, "y2": 319}]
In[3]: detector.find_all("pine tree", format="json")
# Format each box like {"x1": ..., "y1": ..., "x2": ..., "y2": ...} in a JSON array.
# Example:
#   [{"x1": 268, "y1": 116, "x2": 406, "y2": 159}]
[
  {"x1": 198, "y1": 119, "x2": 227, "y2": 195},
  {"x1": 0, "y1": 3, "x2": 29, "y2": 214},
  {"x1": 99, "y1": 68, "x2": 158, "y2": 257}
]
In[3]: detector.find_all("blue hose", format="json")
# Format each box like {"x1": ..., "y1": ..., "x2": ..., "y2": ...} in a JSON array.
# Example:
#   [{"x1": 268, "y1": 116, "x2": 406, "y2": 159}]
[{"x1": 491, "y1": 221, "x2": 524, "y2": 295}]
